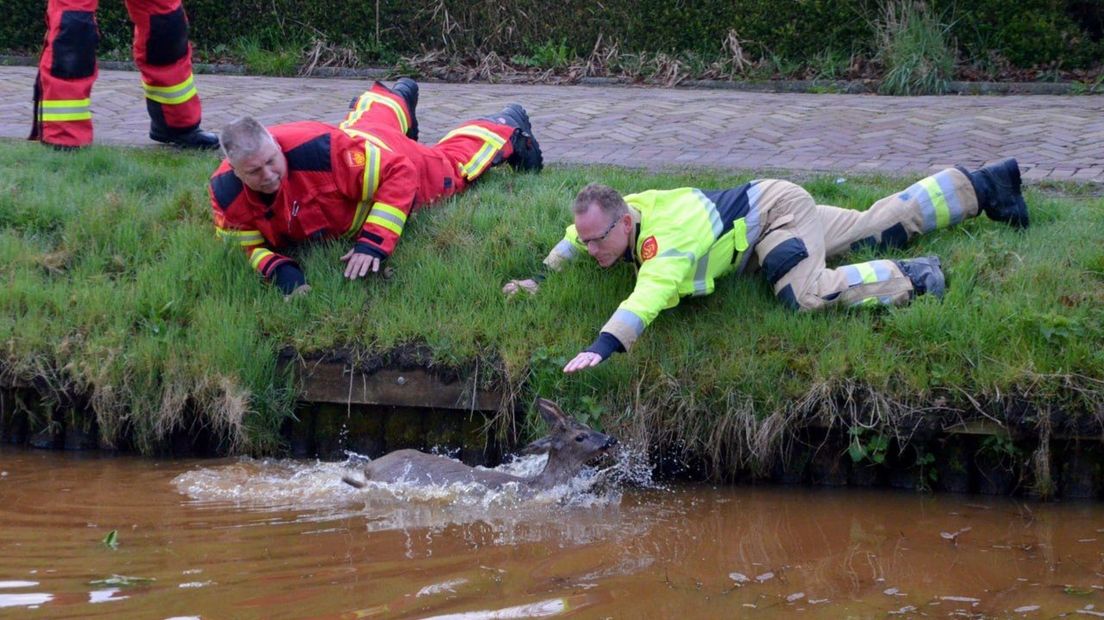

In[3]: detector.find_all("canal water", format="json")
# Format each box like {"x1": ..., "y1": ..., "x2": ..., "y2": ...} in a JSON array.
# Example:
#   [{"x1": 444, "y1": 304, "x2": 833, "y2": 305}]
[{"x1": 2, "y1": 446, "x2": 1102, "y2": 619}]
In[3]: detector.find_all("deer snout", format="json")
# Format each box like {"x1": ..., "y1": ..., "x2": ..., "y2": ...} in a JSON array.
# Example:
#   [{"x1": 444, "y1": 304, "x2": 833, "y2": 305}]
[{"x1": 601, "y1": 436, "x2": 618, "y2": 451}]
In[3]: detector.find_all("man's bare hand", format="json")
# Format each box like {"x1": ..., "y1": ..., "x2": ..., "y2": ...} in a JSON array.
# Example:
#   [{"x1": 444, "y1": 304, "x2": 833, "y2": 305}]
[
  {"x1": 341, "y1": 249, "x2": 381, "y2": 279},
  {"x1": 502, "y1": 278, "x2": 540, "y2": 297},
  {"x1": 284, "y1": 283, "x2": 311, "y2": 301},
  {"x1": 563, "y1": 351, "x2": 603, "y2": 373}
]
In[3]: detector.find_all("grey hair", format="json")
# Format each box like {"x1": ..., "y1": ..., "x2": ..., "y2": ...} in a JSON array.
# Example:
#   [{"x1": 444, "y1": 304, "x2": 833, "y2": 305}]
[
  {"x1": 219, "y1": 116, "x2": 276, "y2": 162},
  {"x1": 573, "y1": 182, "x2": 627, "y2": 217}
]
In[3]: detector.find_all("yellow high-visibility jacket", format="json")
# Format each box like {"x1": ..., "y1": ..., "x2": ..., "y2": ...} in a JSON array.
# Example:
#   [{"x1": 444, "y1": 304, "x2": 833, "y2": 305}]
[{"x1": 544, "y1": 184, "x2": 764, "y2": 351}]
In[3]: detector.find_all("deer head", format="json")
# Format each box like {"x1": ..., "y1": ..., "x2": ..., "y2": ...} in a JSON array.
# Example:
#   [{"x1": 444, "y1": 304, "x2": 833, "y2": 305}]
[{"x1": 527, "y1": 398, "x2": 618, "y2": 487}]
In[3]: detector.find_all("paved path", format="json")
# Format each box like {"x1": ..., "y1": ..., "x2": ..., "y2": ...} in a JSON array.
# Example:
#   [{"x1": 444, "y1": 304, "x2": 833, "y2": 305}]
[{"x1": 2, "y1": 66, "x2": 1102, "y2": 182}]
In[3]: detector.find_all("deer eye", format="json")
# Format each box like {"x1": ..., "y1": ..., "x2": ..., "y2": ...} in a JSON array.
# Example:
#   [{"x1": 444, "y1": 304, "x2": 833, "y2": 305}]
[{"x1": 574, "y1": 434, "x2": 585, "y2": 442}]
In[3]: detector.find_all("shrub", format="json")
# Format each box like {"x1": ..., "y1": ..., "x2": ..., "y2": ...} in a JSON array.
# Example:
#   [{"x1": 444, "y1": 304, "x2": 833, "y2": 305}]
[{"x1": 0, "y1": 0, "x2": 1098, "y2": 72}]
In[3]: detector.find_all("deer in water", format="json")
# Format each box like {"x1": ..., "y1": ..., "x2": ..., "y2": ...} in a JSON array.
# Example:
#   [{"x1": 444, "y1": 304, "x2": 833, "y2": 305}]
[{"x1": 342, "y1": 398, "x2": 617, "y2": 491}]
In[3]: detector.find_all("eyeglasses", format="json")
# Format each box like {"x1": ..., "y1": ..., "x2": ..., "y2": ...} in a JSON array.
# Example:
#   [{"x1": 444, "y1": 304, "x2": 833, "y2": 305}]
[{"x1": 577, "y1": 218, "x2": 619, "y2": 245}]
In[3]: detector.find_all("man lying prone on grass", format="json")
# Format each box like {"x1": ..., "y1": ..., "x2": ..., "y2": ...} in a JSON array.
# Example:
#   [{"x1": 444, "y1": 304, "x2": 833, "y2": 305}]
[
  {"x1": 208, "y1": 79, "x2": 542, "y2": 297},
  {"x1": 504, "y1": 161, "x2": 1029, "y2": 373}
]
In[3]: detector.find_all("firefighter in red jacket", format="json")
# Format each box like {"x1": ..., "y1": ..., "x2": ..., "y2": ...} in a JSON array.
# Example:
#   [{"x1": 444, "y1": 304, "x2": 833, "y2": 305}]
[
  {"x1": 30, "y1": 0, "x2": 217, "y2": 149},
  {"x1": 209, "y1": 78, "x2": 543, "y2": 296}
]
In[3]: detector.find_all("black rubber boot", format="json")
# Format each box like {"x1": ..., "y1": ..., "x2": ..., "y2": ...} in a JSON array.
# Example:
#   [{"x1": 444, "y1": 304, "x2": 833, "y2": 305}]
[
  {"x1": 484, "y1": 103, "x2": 543, "y2": 172},
  {"x1": 896, "y1": 256, "x2": 946, "y2": 299},
  {"x1": 960, "y1": 158, "x2": 1029, "y2": 229},
  {"x1": 150, "y1": 126, "x2": 220, "y2": 150},
  {"x1": 388, "y1": 77, "x2": 419, "y2": 141}
]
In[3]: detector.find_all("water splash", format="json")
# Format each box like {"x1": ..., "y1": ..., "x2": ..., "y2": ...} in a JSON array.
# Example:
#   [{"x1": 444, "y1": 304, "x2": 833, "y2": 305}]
[{"x1": 171, "y1": 445, "x2": 656, "y2": 536}]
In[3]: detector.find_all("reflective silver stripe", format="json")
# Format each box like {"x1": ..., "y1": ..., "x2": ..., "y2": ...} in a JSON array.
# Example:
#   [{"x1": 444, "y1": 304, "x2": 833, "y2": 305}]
[
  {"x1": 840, "y1": 264, "x2": 864, "y2": 287},
  {"x1": 146, "y1": 83, "x2": 193, "y2": 100},
  {"x1": 691, "y1": 189, "x2": 724, "y2": 238},
  {"x1": 610, "y1": 309, "x2": 645, "y2": 338},
  {"x1": 909, "y1": 178, "x2": 938, "y2": 232},
  {"x1": 745, "y1": 182, "x2": 764, "y2": 246},
  {"x1": 693, "y1": 255, "x2": 710, "y2": 296},
  {"x1": 657, "y1": 248, "x2": 696, "y2": 262},
  {"x1": 933, "y1": 169, "x2": 966, "y2": 225},
  {"x1": 40, "y1": 105, "x2": 89, "y2": 115},
  {"x1": 367, "y1": 207, "x2": 405, "y2": 229},
  {"x1": 871, "y1": 260, "x2": 893, "y2": 282}
]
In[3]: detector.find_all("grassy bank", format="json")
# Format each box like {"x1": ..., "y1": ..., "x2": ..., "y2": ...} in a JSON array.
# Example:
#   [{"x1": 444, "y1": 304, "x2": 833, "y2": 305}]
[{"x1": 1, "y1": 141, "x2": 1102, "y2": 471}]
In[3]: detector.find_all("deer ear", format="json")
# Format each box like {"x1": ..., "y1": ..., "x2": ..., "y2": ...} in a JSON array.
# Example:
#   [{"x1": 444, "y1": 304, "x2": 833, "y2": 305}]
[
  {"x1": 520, "y1": 436, "x2": 553, "y2": 455},
  {"x1": 537, "y1": 398, "x2": 567, "y2": 425}
]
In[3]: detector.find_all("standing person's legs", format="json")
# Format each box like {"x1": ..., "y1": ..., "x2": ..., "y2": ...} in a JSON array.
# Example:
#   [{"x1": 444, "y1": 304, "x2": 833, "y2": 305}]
[
  {"x1": 753, "y1": 181, "x2": 934, "y2": 310},
  {"x1": 32, "y1": 0, "x2": 99, "y2": 148},
  {"x1": 125, "y1": 0, "x2": 209, "y2": 144}
]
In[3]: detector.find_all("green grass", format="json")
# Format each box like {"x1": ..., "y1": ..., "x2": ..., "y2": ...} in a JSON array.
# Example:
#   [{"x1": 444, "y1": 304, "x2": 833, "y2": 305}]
[
  {"x1": 1, "y1": 141, "x2": 1101, "y2": 467},
  {"x1": 234, "y1": 36, "x2": 303, "y2": 77}
]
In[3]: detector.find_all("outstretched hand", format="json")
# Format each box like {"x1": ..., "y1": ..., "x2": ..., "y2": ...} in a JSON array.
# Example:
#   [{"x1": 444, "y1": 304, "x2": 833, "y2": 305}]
[
  {"x1": 341, "y1": 249, "x2": 381, "y2": 279},
  {"x1": 502, "y1": 278, "x2": 540, "y2": 297},
  {"x1": 563, "y1": 351, "x2": 603, "y2": 374}
]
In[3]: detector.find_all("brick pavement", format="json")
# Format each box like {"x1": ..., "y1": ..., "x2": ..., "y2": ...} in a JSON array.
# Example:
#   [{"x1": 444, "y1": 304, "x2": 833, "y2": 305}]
[{"x1": 2, "y1": 66, "x2": 1102, "y2": 182}]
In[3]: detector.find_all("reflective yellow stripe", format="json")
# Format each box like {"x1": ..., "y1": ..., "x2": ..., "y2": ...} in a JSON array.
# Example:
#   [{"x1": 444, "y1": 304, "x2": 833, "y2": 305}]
[
  {"x1": 342, "y1": 141, "x2": 383, "y2": 237},
  {"x1": 362, "y1": 143, "x2": 381, "y2": 202},
  {"x1": 216, "y1": 227, "x2": 265, "y2": 246},
  {"x1": 143, "y1": 75, "x2": 195, "y2": 93},
  {"x1": 344, "y1": 201, "x2": 372, "y2": 237},
  {"x1": 42, "y1": 99, "x2": 91, "y2": 108},
  {"x1": 441, "y1": 125, "x2": 507, "y2": 179},
  {"x1": 918, "y1": 177, "x2": 951, "y2": 229},
  {"x1": 249, "y1": 247, "x2": 274, "y2": 271},
  {"x1": 365, "y1": 215, "x2": 402, "y2": 236},
  {"x1": 39, "y1": 111, "x2": 92, "y2": 121},
  {"x1": 458, "y1": 143, "x2": 497, "y2": 179},
  {"x1": 340, "y1": 128, "x2": 391, "y2": 152},
  {"x1": 371, "y1": 203, "x2": 408, "y2": 224},
  {"x1": 39, "y1": 98, "x2": 92, "y2": 122},
  {"x1": 142, "y1": 75, "x2": 198, "y2": 105},
  {"x1": 365, "y1": 202, "x2": 407, "y2": 236},
  {"x1": 439, "y1": 125, "x2": 507, "y2": 149},
  {"x1": 341, "y1": 92, "x2": 408, "y2": 134},
  {"x1": 854, "y1": 262, "x2": 878, "y2": 283},
  {"x1": 852, "y1": 262, "x2": 880, "y2": 307}
]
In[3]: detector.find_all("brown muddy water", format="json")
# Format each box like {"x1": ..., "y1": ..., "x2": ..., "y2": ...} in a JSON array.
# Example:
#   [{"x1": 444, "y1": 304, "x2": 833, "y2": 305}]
[{"x1": 2, "y1": 446, "x2": 1103, "y2": 619}]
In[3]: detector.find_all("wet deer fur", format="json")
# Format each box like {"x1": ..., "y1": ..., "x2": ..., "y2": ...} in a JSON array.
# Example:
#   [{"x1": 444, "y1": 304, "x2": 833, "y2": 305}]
[{"x1": 342, "y1": 398, "x2": 617, "y2": 491}]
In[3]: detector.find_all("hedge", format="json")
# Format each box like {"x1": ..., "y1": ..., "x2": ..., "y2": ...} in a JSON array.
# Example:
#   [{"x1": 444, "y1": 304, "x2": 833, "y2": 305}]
[{"x1": 1, "y1": 1, "x2": 1100, "y2": 71}]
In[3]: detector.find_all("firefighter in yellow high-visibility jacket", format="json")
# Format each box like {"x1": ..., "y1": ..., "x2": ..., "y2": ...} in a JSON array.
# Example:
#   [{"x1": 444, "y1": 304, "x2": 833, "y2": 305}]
[{"x1": 503, "y1": 159, "x2": 1029, "y2": 373}]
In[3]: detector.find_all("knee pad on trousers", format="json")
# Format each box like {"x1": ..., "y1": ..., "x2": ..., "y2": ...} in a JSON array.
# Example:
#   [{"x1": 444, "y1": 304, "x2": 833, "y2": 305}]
[
  {"x1": 146, "y1": 6, "x2": 190, "y2": 66},
  {"x1": 775, "y1": 284, "x2": 801, "y2": 310},
  {"x1": 849, "y1": 222, "x2": 910, "y2": 252},
  {"x1": 51, "y1": 11, "x2": 99, "y2": 79},
  {"x1": 762, "y1": 237, "x2": 809, "y2": 286}
]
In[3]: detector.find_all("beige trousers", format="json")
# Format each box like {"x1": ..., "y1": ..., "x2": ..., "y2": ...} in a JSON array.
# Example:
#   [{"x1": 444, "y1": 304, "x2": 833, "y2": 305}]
[{"x1": 749, "y1": 168, "x2": 979, "y2": 310}]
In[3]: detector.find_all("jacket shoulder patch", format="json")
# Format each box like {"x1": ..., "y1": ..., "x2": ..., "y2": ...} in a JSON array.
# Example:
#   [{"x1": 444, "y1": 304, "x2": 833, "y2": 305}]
[
  {"x1": 640, "y1": 235, "x2": 659, "y2": 261},
  {"x1": 210, "y1": 170, "x2": 244, "y2": 211},
  {"x1": 285, "y1": 134, "x2": 332, "y2": 172},
  {"x1": 343, "y1": 148, "x2": 366, "y2": 168}
]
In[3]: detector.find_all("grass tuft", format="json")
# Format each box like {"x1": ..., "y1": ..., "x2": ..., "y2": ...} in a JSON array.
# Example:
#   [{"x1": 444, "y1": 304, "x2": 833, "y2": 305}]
[{"x1": 876, "y1": 0, "x2": 956, "y2": 95}]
